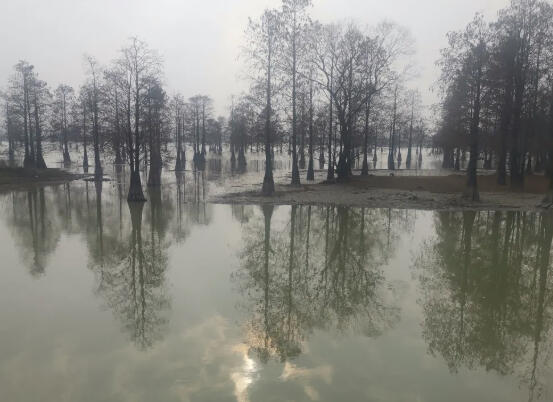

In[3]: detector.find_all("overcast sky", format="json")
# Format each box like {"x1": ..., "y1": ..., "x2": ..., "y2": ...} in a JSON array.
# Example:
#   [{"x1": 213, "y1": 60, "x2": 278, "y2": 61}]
[{"x1": 0, "y1": 0, "x2": 510, "y2": 116}]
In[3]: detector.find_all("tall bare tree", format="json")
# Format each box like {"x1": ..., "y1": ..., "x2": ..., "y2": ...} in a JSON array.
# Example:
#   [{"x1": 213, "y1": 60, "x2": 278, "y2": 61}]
[
  {"x1": 280, "y1": 0, "x2": 312, "y2": 185},
  {"x1": 115, "y1": 37, "x2": 162, "y2": 202},
  {"x1": 245, "y1": 8, "x2": 281, "y2": 195}
]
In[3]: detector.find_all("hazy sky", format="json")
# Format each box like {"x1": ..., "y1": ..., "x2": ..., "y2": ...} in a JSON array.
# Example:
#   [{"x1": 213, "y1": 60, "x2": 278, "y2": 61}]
[{"x1": 0, "y1": 0, "x2": 509, "y2": 116}]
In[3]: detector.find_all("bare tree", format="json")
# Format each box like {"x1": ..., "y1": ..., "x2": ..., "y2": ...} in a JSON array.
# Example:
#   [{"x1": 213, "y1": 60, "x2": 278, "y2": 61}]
[
  {"x1": 115, "y1": 37, "x2": 162, "y2": 202},
  {"x1": 84, "y1": 55, "x2": 103, "y2": 180},
  {"x1": 245, "y1": 8, "x2": 281, "y2": 195},
  {"x1": 280, "y1": 0, "x2": 312, "y2": 185},
  {"x1": 53, "y1": 84, "x2": 74, "y2": 165}
]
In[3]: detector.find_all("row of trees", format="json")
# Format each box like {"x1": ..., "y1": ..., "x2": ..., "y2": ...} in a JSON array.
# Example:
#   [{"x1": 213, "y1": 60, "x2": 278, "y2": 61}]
[
  {"x1": 243, "y1": 0, "x2": 421, "y2": 194},
  {"x1": 436, "y1": 0, "x2": 553, "y2": 201},
  {"x1": 3, "y1": 0, "x2": 428, "y2": 199},
  {"x1": 2, "y1": 39, "x2": 228, "y2": 202}
]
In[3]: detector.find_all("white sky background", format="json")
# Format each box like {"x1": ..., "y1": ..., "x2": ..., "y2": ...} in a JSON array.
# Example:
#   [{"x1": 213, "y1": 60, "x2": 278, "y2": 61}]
[{"x1": 0, "y1": 0, "x2": 509, "y2": 116}]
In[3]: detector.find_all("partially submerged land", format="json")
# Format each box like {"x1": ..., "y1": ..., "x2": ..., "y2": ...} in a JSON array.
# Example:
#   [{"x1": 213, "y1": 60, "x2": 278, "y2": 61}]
[
  {"x1": 1, "y1": 165, "x2": 551, "y2": 211},
  {"x1": 0, "y1": 167, "x2": 83, "y2": 192},
  {"x1": 3, "y1": 1, "x2": 553, "y2": 214},
  {"x1": 212, "y1": 173, "x2": 552, "y2": 211}
]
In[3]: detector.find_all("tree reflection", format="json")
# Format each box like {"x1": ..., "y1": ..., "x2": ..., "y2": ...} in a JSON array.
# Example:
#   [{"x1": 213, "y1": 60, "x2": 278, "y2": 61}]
[
  {"x1": 415, "y1": 211, "x2": 553, "y2": 401},
  {"x1": 236, "y1": 205, "x2": 407, "y2": 363},
  {"x1": 88, "y1": 199, "x2": 169, "y2": 350},
  {"x1": 84, "y1": 184, "x2": 172, "y2": 350},
  {"x1": 0, "y1": 170, "x2": 218, "y2": 350},
  {"x1": 7, "y1": 187, "x2": 60, "y2": 276},
  {"x1": 172, "y1": 171, "x2": 214, "y2": 243}
]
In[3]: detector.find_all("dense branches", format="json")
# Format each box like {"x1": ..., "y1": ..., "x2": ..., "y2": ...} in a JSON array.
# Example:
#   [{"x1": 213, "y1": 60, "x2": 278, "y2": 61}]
[{"x1": 436, "y1": 0, "x2": 553, "y2": 201}]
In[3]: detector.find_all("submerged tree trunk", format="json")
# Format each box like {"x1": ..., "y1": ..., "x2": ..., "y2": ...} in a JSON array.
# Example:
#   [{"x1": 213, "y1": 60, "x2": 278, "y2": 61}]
[
  {"x1": 238, "y1": 142, "x2": 247, "y2": 171},
  {"x1": 128, "y1": 169, "x2": 146, "y2": 202},
  {"x1": 406, "y1": 97, "x2": 414, "y2": 169},
  {"x1": 33, "y1": 89, "x2": 46, "y2": 169},
  {"x1": 83, "y1": 107, "x2": 89, "y2": 173},
  {"x1": 387, "y1": 87, "x2": 398, "y2": 171},
  {"x1": 92, "y1": 84, "x2": 102, "y2": 180},
  {"x1": 147, "y1": 138, "x2": 162, "y2": 187},
  {"x1": 361, "y1": 94, "x2": 371, "y2": 176},
  {"x1": 290, "y1": 17, "x2": 300, "y2": 186},
  {"x1": 327, "y1": 66, "x2": 335, "y2": 181},
  {"x1": 306, "y1": 78, "x2": 315, "y2": 181},
  {"x1": 128, "y1": 64, "x2": 146, "y2": 202},
  {"x1": 147, "y1": 93, "x2": 162, "y2": 187},
  {"x1": 6, "y1": 102, "x2": 14, "y2": 162},
  {"x1": 23, "y1": 71, "x2": 34, "y2": 169}
]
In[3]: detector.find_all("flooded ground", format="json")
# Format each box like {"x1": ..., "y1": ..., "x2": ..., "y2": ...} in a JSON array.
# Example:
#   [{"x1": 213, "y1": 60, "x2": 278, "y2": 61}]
[{"x1": 1, "y1": 162, "x2": 552, "y2": 401}]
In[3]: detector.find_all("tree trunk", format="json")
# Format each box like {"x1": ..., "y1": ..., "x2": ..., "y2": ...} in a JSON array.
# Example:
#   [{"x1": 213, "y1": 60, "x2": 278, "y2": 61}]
[
  {"x1": 291, "y1": 14, "x2": 300, "y2": 186},
  {"x1": 326, "y1": 66, "x2": 335, "y2": 181},
  {"x1": 33, "y1": 90, "x2": 46, "y2": 168},
  {"x1": 262, "y1": 26, "x2": 275, "y2": 196},
  {"x1": 464, "y1": 47, "x2": 483, "y2": 202},
  {"x1": 128, "y1": 169, "x2": 146, "y2": 202},
  {"x1": 306, "y1": 78, "x2": 315, "y2": 181}
]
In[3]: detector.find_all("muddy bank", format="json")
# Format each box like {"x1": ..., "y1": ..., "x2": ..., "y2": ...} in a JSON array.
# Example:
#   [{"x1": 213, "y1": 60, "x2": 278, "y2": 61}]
[
  {"x1": 0, "y1": 167, "x2": 84, "y2": 192},
  {"x1": 211, "y1": 174, "x2": 550, "y2": 211}
]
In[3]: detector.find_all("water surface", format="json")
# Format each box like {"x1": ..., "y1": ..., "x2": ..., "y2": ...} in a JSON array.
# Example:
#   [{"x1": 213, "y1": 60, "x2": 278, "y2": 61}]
[{"x1": 0, "y1": 170, "x2": 552, "y2": 402}]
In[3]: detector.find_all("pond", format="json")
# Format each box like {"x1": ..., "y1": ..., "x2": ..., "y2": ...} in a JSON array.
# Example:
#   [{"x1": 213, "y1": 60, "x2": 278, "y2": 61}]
[{"x1": 0, "y1": 168, "x2": 551, "y2": 401}]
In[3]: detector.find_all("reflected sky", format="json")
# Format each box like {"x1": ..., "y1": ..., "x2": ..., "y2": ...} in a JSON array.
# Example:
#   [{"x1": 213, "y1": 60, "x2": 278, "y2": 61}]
[{"x1": 0, "y1": 172, "x2": 552, "y2": 401}]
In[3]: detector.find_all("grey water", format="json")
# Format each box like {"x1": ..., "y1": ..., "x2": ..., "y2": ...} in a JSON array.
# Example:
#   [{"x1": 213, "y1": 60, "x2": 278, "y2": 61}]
[{"x1": 0, "y1": 165, "x2": 552, "y2": 401}]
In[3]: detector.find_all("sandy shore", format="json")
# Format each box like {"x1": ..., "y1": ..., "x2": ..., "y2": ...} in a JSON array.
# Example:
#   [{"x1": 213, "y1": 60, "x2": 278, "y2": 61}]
[{"x1": 211, "y1": 174, "x2": 550, "y2": 211}]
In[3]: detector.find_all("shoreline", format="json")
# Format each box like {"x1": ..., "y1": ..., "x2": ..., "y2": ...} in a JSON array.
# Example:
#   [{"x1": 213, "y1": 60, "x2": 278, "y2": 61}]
[
  {"x1": 1, "y1": 168, "x2": 551, "y2": 211},
  {"x1": 0, "y1": 167, "x2": 85, "y2": 192},
  {"x1": 211, "y1": 175, "x2": 551, "y2": 211}
]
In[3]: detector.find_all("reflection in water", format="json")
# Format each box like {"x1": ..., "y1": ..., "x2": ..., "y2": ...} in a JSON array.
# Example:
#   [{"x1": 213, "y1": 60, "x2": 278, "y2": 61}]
[
  {"x1": 3, "y1": 174, "x2": 553, "y2": 400},
  {"x1": 86, "y1": 183, "x2": 173, "y2": 349},
  {"x1": 8, "y1": 187, "x2": 59, "y2": 275},
  {"x1": 415, "y1": 211, "x2": 553, "y2": 401},
  {"x1": 89, "y1": 188, "x2": 171, "y2": 349},
  {"x1": 2, "y1": 169, "x2": 218, "y2": 350},
  {"x1": 235, "y1": 205, "x2": 408, "y2": 363}
]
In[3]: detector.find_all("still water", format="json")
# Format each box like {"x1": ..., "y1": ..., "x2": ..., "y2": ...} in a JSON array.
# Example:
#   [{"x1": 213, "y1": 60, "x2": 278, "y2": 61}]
[{"x1": 0, "y1": 171, "x2": 552, "y2": 401}]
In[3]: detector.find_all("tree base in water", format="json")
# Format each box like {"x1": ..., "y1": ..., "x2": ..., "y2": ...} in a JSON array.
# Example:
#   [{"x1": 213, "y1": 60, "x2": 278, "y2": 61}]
[
  {"x1": 307, "y1": 157, "x2": 314, "y2": 181},
  {"x1": 147, "y1": 166, "x2": 162, "y2": 187},
  {"x1": 36, "y1": 155, "x2": 47, "y2": 169},
  {"x1": 63, "y1": 151, "x2": 71, "y2": 165},
  {"x1": 23, "y1": 156, "x2": 35, "y2": 169},
  {"x1": 262, "y1": 175, "x2": 275, "y2": 196},
  {"x1": 336, "y1": 159, "x2": 351, "y2": 181},
  {"x1": 291, "y1": 163, "x2": 301, "y2": 186},
  {"x1": 361, "y1": 157, "x2": 369, "y2": 176},
  {"x1": 128, "y1": 170, "x2": 146, "y2": 202}
]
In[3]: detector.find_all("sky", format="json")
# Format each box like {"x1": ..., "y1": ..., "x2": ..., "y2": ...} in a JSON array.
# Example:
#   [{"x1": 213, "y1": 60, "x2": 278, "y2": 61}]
[{"x1": 0, "y1": 0, "x2": 510, "y2": 116}]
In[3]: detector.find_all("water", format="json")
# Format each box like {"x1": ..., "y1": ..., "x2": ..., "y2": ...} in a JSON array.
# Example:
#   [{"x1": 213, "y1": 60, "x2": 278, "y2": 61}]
[
  {"x1": 0, "y1": 167, "x2": 552, "y2": 401},
  {"x1": 0, "y1": 141, "x2": 447, "y2": 176}
]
